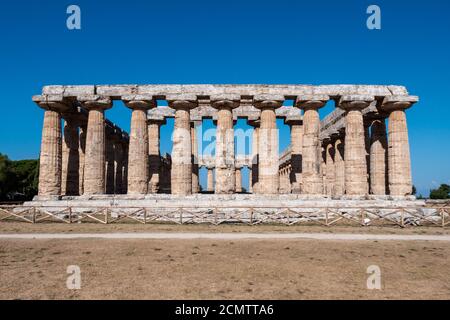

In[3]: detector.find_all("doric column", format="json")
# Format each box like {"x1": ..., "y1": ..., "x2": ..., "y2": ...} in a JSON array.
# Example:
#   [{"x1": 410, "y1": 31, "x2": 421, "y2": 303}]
[
  {"x1": 81, "y1": 96, "x2": 112, "y2": 195},
  {"x1": 61, "y1": 115, "x2": 80, "y2": 196},
  {"x1": 324, "y1": 139, "x2": 335, "y2": 196},
  {"x1": 78, "y1": 125, "x2": 87, "y2": 196},
  {"x1": 148, "y1": 120, "x2": 163, "y2": 194},
  {"x1": 211, "y1": 95, "x2": 240, "y2": 194},
  {"x1": 333, "y1": 132, "x2": 345, "y2": 197},
  {"x1": 36, "y1": 101, "x2": 69, "y2": 197},
  {"x1": 296, "y1": 95, "x2": 329, "y2": 195},
  {"x1": 338, "y1": 95, "x2": 373, "y2": 196},
  {"x1": 207, "y1": 166, "x2": 214, "y2": 192},
  {"x1": 123, "y1": 98, "x2": 155, "y2": 194},
  {"x1": 112, "y1": 128, "x2": 124, "y2": 194},
  {"x1": 253, "y1": 96, "x2": 283, "y2": 194},
  {"x1": 122, "y1": 138, "x2": 129, "y2": 194},
  {"x1": 105, "y1": 125, "x2": 115, "y2": 194},
  {"x1": 250, "y1": 121, "x2": 260, "y2": 193},
  {"x1": 168, "y1": 95, "x2": 197, "y2": 195},
  {"x1": 235, "y1": 167, "x2": 242, "y2": 193},
  {"x1": 287, "y1": 119, "x2": 303, "y2": 194},
  {"x1": 191, "y1": 121, "x2": 201, "y2": 194},
  {"x1": 370, "y1": 119, "x2": 388, "y2": 195},
  {"x1": 380, "y1": 96, "x2": 418, "y2": 196}
]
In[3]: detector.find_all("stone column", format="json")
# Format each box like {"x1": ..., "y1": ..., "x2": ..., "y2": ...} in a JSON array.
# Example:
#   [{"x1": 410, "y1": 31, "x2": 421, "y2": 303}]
[
  {"x1": 61, "y1": 115, "x2": 80, "y2": 196},
  {"x1": 212, "y1": 96, "x2": 240, "y2": 194},
  {"x1": 78, "y1": 125, "x2": 87, "y2": 196},
  {"x1": 338, "y1": 95, "x2": 373, "y2": 196},
  {"x1": 381, "y1": 96, "x2": 418, "y2": 196},
  {"x1": 370, "y1": 119, "x2": 388, "y2": 195},
  {"x1": 191, "y1": 121, "x2": 201, "y2": 194},
  {"x1": 124, "y1": 98, "x2": 155, "y2": 194},
  {"x1": 254, "y1": 96, "x2": 283, "y2": 194},
  {"x1": 296, "y1": 95, "x2": 329, "y2": 195},
  {"x1": 235, "y1": 167, "x2": 242, "y2": 193},
  {"x1": 148, "y1": 120, "x2": 162, "y2": 194},
  {"x1": 36, "y1": 102, "x2": 68, "y2": 198},
  {"x1": 287, "y1": 119, "x2": 303, "y2": 194},
  {"x1": 333, "y1": 133, "x2": 345, "y2": 197},
  {"x1": 122, "y1": 139, "x2": 129, "y2": 194},
  {"x1": 250, "y1": 122, "x2": 260, "y2": 193},
  {"x1": 324, "y1": 139, "x2": 335, "y2": 196},
  {"x1": 207, "y1": 167, "x2": 214, "y2": 192},
  {"x1": 81, "y1": 97, "x2": 112, "y2": 195},
  {"x1": 248, "y1": 166, "x2": 253, "y2": 193},
  {"x1": 113, "y1": 128, "x2": 124, "y2": 194},
  {"x1": 105, "y1": 126, "x2": 115, "y2": 194},
  {"x1": 168, "y1": 96, "x2": 197, "y2": 195}
]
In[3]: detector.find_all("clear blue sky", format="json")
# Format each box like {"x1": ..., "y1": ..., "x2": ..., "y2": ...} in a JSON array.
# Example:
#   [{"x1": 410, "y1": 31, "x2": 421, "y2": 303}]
[{"x1": 0, "y1": 0, "x2": 449, "y2": 195}]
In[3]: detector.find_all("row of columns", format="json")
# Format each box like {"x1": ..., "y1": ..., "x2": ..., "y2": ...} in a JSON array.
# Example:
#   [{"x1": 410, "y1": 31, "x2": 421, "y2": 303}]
[{"x1": 37, "y1": 94, "x2": 416, "y2": 198}]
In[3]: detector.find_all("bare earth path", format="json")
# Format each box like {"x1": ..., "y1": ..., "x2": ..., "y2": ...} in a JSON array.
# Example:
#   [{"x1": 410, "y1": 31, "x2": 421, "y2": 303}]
[{"x1": 1, "y1": 232, "x2": 450, "y2": 241}]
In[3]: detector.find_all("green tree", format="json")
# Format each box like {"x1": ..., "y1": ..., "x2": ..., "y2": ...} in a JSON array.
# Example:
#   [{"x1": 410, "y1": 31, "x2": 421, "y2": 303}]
[
  {"x1": 429, "y1": 184, "x2": 450, "y2": 199},
  {"x1": 0, "y1": 153, "x2": 15, "y2": 200}
]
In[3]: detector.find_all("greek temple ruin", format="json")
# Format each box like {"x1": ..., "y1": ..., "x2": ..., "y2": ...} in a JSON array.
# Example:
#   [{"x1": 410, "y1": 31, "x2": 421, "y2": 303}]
[
  {"x1": 19, "y1": 84, "x2": 434, "y2": 225},
  {"x1": 32, "y1": 84, "x2": 417, "y2": 198}
]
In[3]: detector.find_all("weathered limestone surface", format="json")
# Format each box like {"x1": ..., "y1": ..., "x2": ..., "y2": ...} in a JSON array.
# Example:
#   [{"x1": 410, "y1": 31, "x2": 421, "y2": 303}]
[
  {"x1": 105, "y1": 129, "x2": 115, "y2": 194},
  {"x1": 250, "y1": 124, "x2": 259, "y2": 193},
  {"x1": 61, "y1": 117, "x2": 80, "y2": 196},
  {"x1": 38, "y1": 108, "x2": 63, "y2": 196},
  {"x1": 325, "y1": 142, "x2": 335, "y2": 196},
  {"x1": 289, "y1": 121, "x2": 303, "y2": 194},
  {"x1": 148, "y1": 121, "x2": 161, "y2": 193},
  {"x1": 297, "y1": 95, "x2": 329, "y2": 195},
  {"x1": 212, "y1": 97, "x2": 239, "y2": 194},
  {"x1": 191, "y1": 122, "x2": 200, "y2": 193},
  {"x1": 381, "y1": 96, "x2": 418, "y2": 196},
  {"x1": 370, "y1": 120, "x2": 388, "y2": 195},
  {"x1": 169, "y1": 97, "x2": 197, "y2": 195},
  {"x1": 254, "y1": 97, "x2": 282, "y2": 194},
  {"x1": 113, "y1": 132, "x2": 124, "y2": 194},
  {"x1": 339, "y1": 96, "x2": 373, "y2": 196},
  {"x1": 82, "y1": 98, "x2": 112, "y2": 195},
  {"x1": 333, "y1": 138, "x2": 345, "y2": 197},
  {"x1": 78, "y1": 126, "x2": 87, "y2": 196},
  {"x1": 235, "y1": 167, "x2": 242, "y2": 193},
  {"x1": 125, "y1": 100, "x2": 153, "y2": 194},
  {"x1": 207, "y1": 167, "x2": 214, "y2": 192}
]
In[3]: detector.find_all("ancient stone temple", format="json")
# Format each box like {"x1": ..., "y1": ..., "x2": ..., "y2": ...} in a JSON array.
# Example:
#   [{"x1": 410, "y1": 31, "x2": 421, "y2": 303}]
[{"x1": 27, "y1": 84, "x2": 423, "y2": 224}]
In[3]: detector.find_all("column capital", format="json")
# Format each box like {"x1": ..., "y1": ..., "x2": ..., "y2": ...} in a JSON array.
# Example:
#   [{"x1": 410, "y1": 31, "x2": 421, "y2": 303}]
[
  {"x1": 380, "y1": 95, "x2": 419, "y2": 112},
  {"x1": 295, "y1": 95, "x2": 329, "y2": 110},
  {"x1": 123, "y1": 95, "x2": 156, "y2": 110},
  {"x1": 78, "y1": 95, "x2": 113, "y2": 111},
  {"x1": 167, "y1": 94, "x2": 198, "y2": 110},
  {"x1": 253, "y1": 95, "x2": 284, "y2": 109},
  {"x1": 338, "y1": 95, "x2": 374, "y2": 111},
  {"x1": 211, "y1": 94, "x2": 241, "y2": 109},
  {"x1": 34, "y1": 95, "x2": 73, "y2": 113}
]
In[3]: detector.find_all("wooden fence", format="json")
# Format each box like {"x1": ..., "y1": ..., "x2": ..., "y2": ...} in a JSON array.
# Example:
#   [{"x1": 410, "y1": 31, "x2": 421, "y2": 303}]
[{"x1": 0, "y1": 203, "x2": 449, "y2": 228}]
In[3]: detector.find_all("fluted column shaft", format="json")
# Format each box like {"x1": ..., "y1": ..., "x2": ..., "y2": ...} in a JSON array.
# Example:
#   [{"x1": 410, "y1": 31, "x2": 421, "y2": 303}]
[
  {"x1": 113, "y1": 136, "x2": 124, "y2": 194},
  {"x1": 339, "y1": 96, "x2": 373, "y2": 195},
  {"x1": 191, "y1": 122, "x2": 200, "y2": 193},
  {"x1": 207, "y1": 167, "x2": 214, "y2": 192},
  {"x1": 148, "y1": 121, "x2": 161, "y2": 193},
  {"x1": 251, "y1": 125, "x2": 259, "y2": 193},
  {"x1": 169, "y1": 98, "x2": 196, "y2": 195},
  {"x1": 78, "y1": 125, "x2": 87, "y2": 196},
  {"x1": 325, "y1": 142, "x2": 335, "y2": 196},
  {"x1": 370, "y1": 119, "x2": 388, "y2": 195},
  {"x1": 125, "y1": 100, "x2": 154, "y2": 194},
  {"x1": 235, "y1": 167, "x2": 242, "y2": 193},
  {"x1": 381, "y1": 96, "x2": 418, "y2": 196},
  {"x1": 61, "y1": 116, "x2": 80, "y2": 196},
  {"x1": 333, "y1": 137, "x2": 345, "y2": 197},
  {"x1": 215, "y1": 107, "x2": 235, "y2": 193},
  {"x1": 82, "y1": 98, "x2": 112, "y2": 195},
  {"x1": 105, "y1": 130, "x2": 115, "y2": 194},
  {"x1": 289, "y1": 122, "x2": 303, "y2": 193},
  {"x1": 38, "y1": 107, "x2": 63, "y2": 197}
]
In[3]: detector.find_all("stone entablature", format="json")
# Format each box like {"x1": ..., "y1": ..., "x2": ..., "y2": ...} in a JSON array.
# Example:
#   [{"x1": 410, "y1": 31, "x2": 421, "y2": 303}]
[{"x1": 33, "y1": 84, "x2": 418, "y2": 199}]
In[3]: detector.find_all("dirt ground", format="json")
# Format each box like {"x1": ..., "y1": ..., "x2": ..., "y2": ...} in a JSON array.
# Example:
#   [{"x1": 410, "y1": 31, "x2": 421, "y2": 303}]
[
  {"x1": 0, "y1": 238, "x2": 449, "y2": 300},
  {"x1": 0, "y1": 221, "x2": 449, "y2": 235}
]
